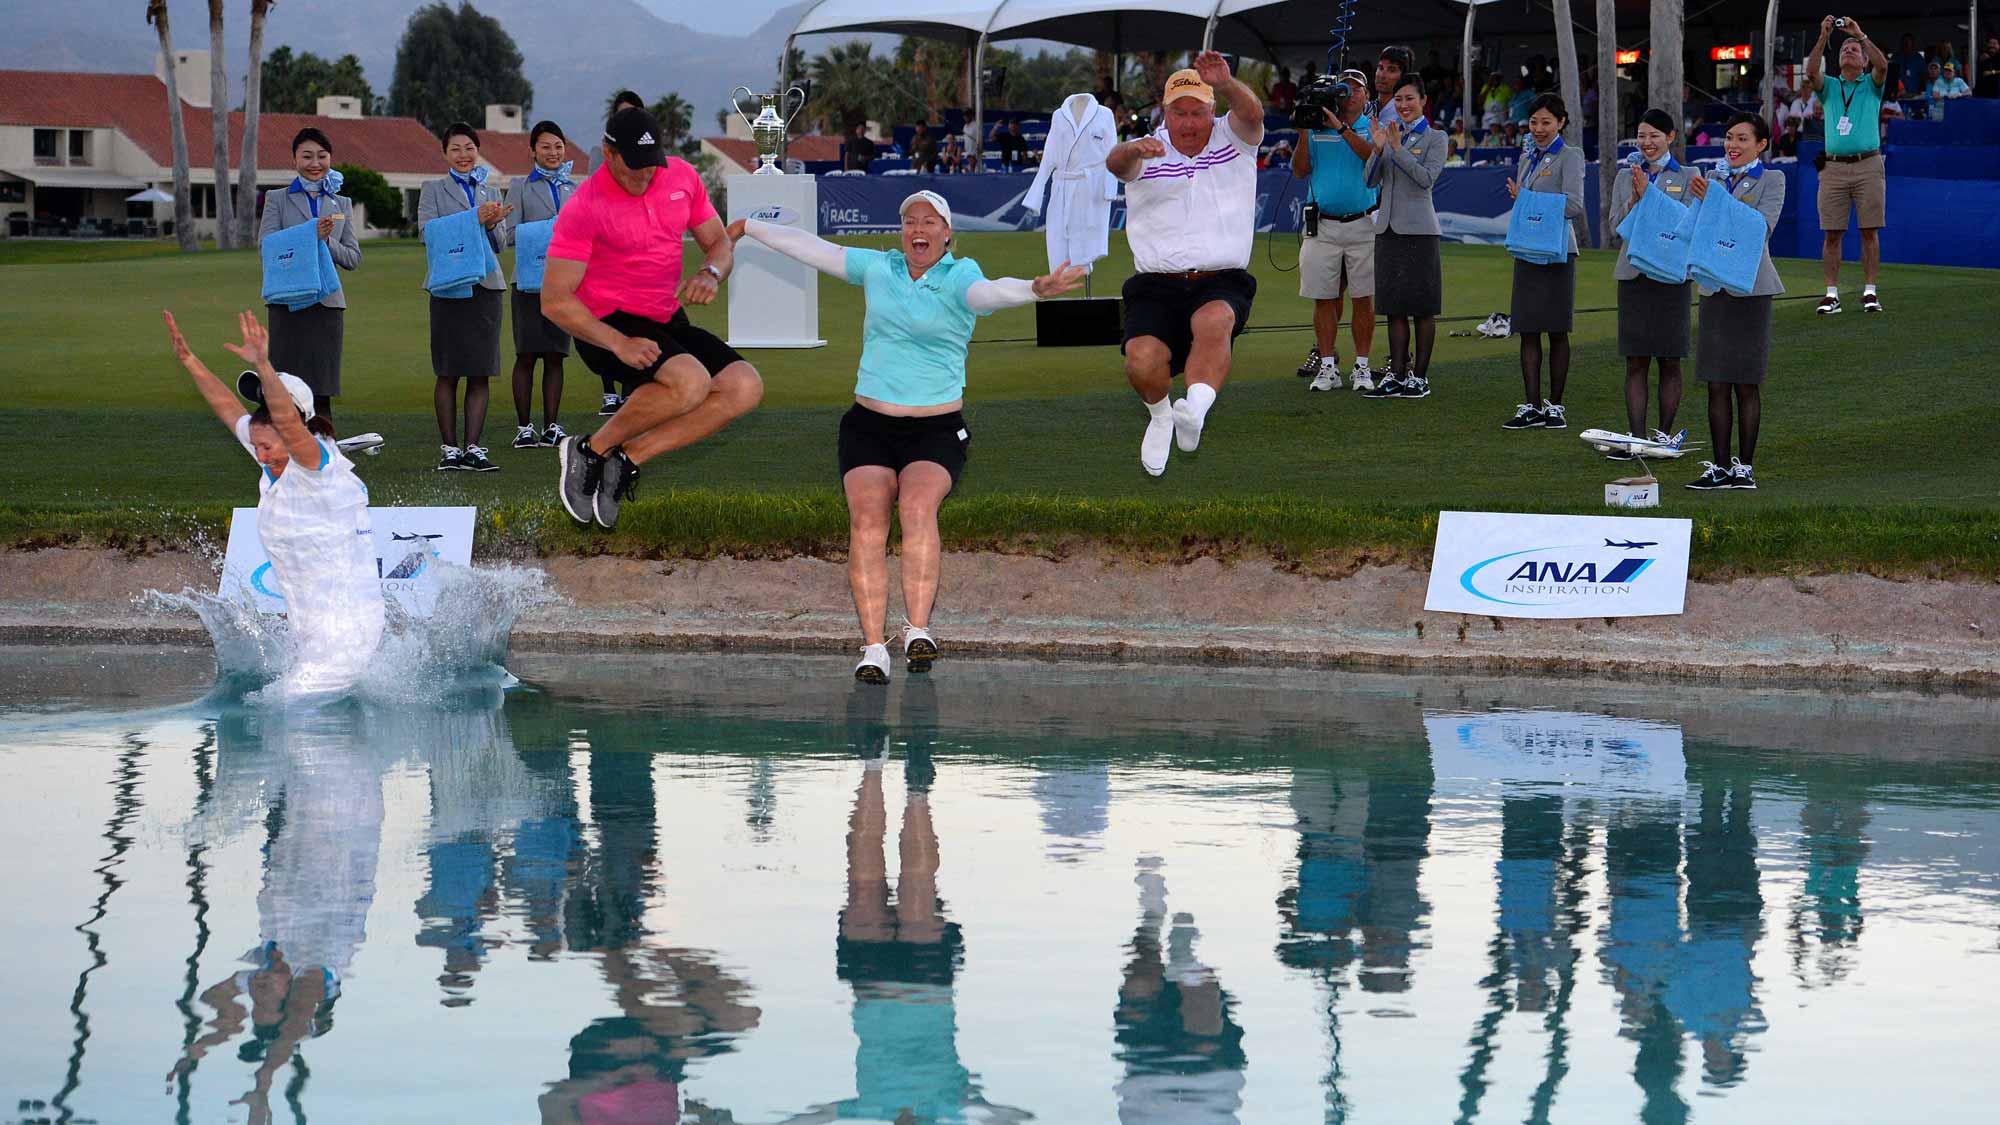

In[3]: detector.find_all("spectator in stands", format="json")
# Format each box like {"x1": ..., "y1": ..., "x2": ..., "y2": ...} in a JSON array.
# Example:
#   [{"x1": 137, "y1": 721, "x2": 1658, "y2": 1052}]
[
  {"x1": 1806, "y1": 15, "x2": 1889, "y2": 315},
  {"x1": 1262, "y1": 137, "x2": 1293, "y2": 170},
  {"x1": 1527, "y1": 55, "x2": 1555, "y2": 93},
  {"x1": 1778, "y1": 116, "x2": 1802, "y2": 156},
  {"x1": 910, "y1": 123, "x2": 939, "y2": 173},
  {"x1": 1508, "y1": 77, "x2": 1536, "y2": 142},
  {"x1": 1891, "y1": 33, "x2": 1928, "y2": 99},
  {"x1": 1929, "y1": 61, "x2": 1973, "y2": 117},
  {"x1": 961, "y1": 122, "x2": 982, "y2": 172},
  {"x1": 1270, "y1": 66, "x2": 1299, "y2": 111},
  {"x1": 1422, "y1": 51, "x2": 1452, "y2": 90},
  {"x1": 994, "y1": 121, "x2": 1029, "y2": 171},
  {"x1": 1978, "y1": 37, "x2": 2000, "y2": 97},
  {"x1": 1580, "y1": 74, "x2": 1599, "y2": 123},
  {"x1": 1438, "y1": 76, "x2": 1465, "y2": 129},
  {"x1": 1934, "y1": 40, "x2": 1959, "y2": 74},
  {"x1": 939, "y1": 134, "x2": 968, "y2": 174},
  {"x1": 1481, "y1": 73, "x2": 1511, "y2": 142},
  {"x1": 845, "y1": 122, "x2": 878, "y2": 172}
]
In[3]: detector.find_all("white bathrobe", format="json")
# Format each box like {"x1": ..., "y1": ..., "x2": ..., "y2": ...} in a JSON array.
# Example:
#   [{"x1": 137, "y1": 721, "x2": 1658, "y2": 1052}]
[{"x1": 1023, "y1": 92, "x2": 1120, "y2": 273}]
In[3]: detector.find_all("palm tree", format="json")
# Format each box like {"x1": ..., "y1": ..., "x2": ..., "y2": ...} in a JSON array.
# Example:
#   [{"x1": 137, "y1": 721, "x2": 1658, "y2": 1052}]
[
  {"x1": 649, "y1": 93, "x2": 693, "y2": 149},
  {"x1": 205, "y1": 0, "x2": 235, "y2": 249},
  {"x1": 234, "y1": 0, "x2": 274, "y2": 247},
  {"x1": 146, "y1": 0, "x2": 198, "y2": 250}
]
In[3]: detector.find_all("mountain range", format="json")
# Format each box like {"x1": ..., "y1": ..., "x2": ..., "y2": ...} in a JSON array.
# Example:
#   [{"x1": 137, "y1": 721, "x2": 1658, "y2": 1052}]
[{"x1": 0, "y1": 0, "x2": 819, "y2": 141}]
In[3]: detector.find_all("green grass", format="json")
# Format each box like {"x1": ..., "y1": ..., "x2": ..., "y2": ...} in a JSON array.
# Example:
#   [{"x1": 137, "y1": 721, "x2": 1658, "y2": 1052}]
[{"x1": 2, "y1": 232, "x2": 1996, "y2": 575}]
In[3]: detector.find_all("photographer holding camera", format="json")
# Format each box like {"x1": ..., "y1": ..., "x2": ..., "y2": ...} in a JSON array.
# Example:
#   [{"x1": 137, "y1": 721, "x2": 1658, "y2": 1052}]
[
  {"x1": 1806, "y1": 14, "x2": 1890, "y2": 315},
  {"x1": 1290, "y1": 68, "x2": 1380, "y2": 392}
]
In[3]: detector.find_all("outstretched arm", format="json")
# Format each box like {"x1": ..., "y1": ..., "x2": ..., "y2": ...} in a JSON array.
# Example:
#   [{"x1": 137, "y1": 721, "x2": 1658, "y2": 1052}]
[
  {"x1": 220, "y1": 311, "x2": 321, "y2": 468},
  {"x1": 730, "y1": 218, "x2": 851, "y2": 281},
  {"x1": 1805, "y1": 17, "x2": 1832, "y2": 92},
  {"x1": 1196, "y1": 51, "x2": 1265, "y2": 148},
  {"x1": 964, "y1": 261, "x2": 1089, "y2": 313},
  {"x1": 163, "y1": 310, "x2": 248, "y2": 431}
]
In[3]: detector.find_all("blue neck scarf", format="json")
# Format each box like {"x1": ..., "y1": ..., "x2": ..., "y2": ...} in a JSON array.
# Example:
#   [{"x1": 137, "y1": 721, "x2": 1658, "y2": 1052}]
[
  {"x1": 449, "y1": 165, "x2": 487, "y2": 208},
  {"x1": 528, "y1": 160, "x2": 572, "y2": 212},
  {"x1": 288, "y1": 169, "x2": 343, "y2": 217},
  {"x1": 1644, "y1": 153, "x2": 1680, "y2": 182},
  {"x1": 1723, "y1": 159, "x2": 1763, "y2": 193},
  {"x1": 1523, "y1": 134, "x2": 1564, "y2": 180}
]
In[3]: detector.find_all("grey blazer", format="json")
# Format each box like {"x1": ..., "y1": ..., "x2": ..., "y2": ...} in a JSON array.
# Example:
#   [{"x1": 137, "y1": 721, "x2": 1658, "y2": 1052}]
[
  {"x1": 417, "y1": 174, "x2": 508, "y2": 291},
  {"x1": 1363, "y1": 125, "x2": 1448, "y2": 236},
  {"x1": 1609, "y1": 158, "x2": 1697, "y2": 280},
  {"x1": 1513, "y1": 143, "x2": 1586, "y2": 255},
  {"x1": 507, "y1": 172, "x2": 574, "y2": 227},
  {"x1": 1697, "y1": 166, "x2": 1786, "y2": 298},
  {"x1": 258, "y1": 184, "x2": 360, "y2": 309}
]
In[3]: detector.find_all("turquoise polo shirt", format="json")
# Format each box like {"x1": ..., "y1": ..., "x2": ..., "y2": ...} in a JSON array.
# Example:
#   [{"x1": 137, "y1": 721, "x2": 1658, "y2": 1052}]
[
  {"x1": 844, "y1": 248, "x2": 988, "y2": 407},
  {"x1": 1304, "y1": 113, "x2": 1378, "y2": 216},
  {"x1": 1822, "y1": 72, "x2": 1885, "y2": 155}
]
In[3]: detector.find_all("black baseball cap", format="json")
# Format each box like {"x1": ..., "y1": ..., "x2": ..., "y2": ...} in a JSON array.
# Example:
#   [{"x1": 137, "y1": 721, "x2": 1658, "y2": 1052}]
[{"x1": 603, "y1": 107, "x2": 665, "y2": 169}]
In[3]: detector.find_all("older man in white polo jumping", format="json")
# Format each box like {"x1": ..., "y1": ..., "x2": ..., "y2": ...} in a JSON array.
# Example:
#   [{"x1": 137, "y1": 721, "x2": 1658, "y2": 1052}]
[{"x1": 1106, "y1": 51, "x2": 1264, "y2": 477}]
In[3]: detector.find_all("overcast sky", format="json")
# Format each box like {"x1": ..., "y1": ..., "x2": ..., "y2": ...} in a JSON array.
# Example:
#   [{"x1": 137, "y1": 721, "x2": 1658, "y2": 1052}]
[{"x1": 642, "y1": 0, "x2": 794, "y2": 36}]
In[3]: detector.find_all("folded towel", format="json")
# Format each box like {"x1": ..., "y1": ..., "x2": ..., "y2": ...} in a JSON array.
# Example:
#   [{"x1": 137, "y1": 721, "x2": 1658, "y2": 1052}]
[
  {"x1": 259, "y1": 222, "x2": 341, "y2": 311},
  {"x1": 1505, "y1": 188, "x2": 1570, "y2": 266},
  {"x1": 1686, "y1": 189, "x2": 1765, "y2": 297},
  {"x1": 423, "y1": 209, "x2": 498, "y2": 299},
  {"x1": 512, "y1": 218, "x2": 556, "y2": 293},
  {"x1": 1619, "y1": 187, "x2": 1697, "y2": 285}
]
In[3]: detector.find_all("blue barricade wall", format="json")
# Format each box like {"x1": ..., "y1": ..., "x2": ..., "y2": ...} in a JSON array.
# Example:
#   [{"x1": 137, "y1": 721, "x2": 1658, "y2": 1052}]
[{"x1": 1790, "y1": 144, "x2": 2000, "y2": 269}]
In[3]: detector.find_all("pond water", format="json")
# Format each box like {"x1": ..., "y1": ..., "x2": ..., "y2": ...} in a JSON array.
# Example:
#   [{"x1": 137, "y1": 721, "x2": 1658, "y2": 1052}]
[{"x1": 2, "y1": 647, "x2": 1996, "y2": 1124}]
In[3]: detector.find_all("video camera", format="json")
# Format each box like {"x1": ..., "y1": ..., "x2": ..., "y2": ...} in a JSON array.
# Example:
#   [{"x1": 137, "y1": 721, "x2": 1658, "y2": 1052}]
[{"x1": 1291, "y1": 73, "x2": 1357, "y2": 131}]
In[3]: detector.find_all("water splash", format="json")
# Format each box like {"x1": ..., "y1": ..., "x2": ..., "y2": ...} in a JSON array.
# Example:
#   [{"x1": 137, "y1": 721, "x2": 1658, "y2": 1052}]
[{"x1": 140, "y1": 562, "x2": 560, "y2": 704}]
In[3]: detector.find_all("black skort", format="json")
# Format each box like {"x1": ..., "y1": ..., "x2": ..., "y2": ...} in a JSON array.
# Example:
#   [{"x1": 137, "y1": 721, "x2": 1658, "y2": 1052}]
[
  {"x1": 837, "y1": 404, "x2": 970, "y2": 491},
  {"x1": 574, "y1": 308, "x2": 744, "y2": 394},
  {"x1": 1120, "y1": 269, "x2": 1257, "y2": 375}
]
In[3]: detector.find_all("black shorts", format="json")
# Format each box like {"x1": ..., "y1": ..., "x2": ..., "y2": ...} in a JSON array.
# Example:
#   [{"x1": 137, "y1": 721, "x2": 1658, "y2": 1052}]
[
  {"x1": 1121, "y1": 269, "x2": 1257, "y2": 375},
  {"x1": 574, "y1": 308, "x2": 743, "y2": 394},
  {"x1": 836, "y1": 404, "x2": 970, "y2": 490}
]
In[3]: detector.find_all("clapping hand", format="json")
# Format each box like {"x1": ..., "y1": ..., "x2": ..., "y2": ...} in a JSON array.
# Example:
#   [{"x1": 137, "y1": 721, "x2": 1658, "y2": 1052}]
[
  {"x1": 1372, "y1": 117, "x2": 1402, "y2": 147},
  {"x1": 219, "y1": 310, "x2": 271, "y2": 368},
  {"x1": 1193, "y1": 50, "x2": 1233, "y2": 88},
  {"x1": 476, "y1": 201, "x2": 512, "y2": 228},
  {"x1": 316, "y1": 214, "x2": 336, "y2": 241},
  {"x1": 1630, "y1": 160, "x2": 1650, "y2": 199},
  {"x1": 1505, "y1": 177, "x2": 1521, "y2": 200},
  {"x1": 1031, "y1": 261, "x2": 1090, "y2": 299},
  {"x1": 1688, "y1": 175, "x2": 1710, "y2": 201}
]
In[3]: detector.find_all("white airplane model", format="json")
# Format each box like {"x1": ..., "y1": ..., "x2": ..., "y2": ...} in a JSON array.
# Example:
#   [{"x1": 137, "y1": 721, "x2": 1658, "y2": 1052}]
[{"x1": 1576, "y1": 428, "x2": 1698, "y2": 460}]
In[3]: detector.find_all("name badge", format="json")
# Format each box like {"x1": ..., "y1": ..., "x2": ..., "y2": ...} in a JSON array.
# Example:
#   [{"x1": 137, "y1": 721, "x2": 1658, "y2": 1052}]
[
  {"x1": 1537, "y1": 167, "x2": 1553, "y2": 177},
  {"x1": 1837, "y1": 115, "x2": 1854, "y2": 136},
  {"x1": 1665, "y1": 185, "x2": 1682, "y2": 194}
]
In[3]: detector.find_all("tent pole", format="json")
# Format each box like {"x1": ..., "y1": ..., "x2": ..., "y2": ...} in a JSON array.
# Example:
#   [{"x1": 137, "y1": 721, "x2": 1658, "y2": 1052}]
[
  {"x1": 1462, "y1": 2, "x2": 1477, "y2": 141},
  {"x1": 1969, "y1": 0, "x2": 1980, "y2": 87},
  {"x1": 1203, "y1": 16, "x2": 1217, "y2": 52},
  {"x1": 1597, "y1": 0, "x2": 1619, "y2": 249},
  {"x1": 1762, "y1": 0, "x2": 1778, "y2": 128},
  {"x1": 780, "y1": 33, "x2": 795, "y2": 166},
  {"x1": 974, "y1": 32, "x2": 988, "y2": 172}
]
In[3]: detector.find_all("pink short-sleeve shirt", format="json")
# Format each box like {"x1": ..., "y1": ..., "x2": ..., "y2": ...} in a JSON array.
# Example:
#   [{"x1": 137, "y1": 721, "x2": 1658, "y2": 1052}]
[{"x1": 546, "y1": 157, "x2": 716, "y2": 322}]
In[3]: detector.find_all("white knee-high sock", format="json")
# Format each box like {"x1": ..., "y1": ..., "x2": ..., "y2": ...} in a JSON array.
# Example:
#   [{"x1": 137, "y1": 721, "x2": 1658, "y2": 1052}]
[{"x1": 1185, "y1": 382, "x2": 1217, "y2": 422}]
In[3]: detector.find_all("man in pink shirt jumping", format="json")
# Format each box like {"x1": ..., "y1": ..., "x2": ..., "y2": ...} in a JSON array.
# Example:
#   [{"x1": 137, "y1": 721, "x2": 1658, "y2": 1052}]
[{"x1": 541, "y1": 107, "x2": 764, "y2": 528}]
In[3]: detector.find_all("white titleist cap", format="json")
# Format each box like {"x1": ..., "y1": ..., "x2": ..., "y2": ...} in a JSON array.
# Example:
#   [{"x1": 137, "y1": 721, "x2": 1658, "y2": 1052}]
[
  {"x1": 237, "y1": 369, "x2": 316, "y2": 420},
  {"x1": 899, "y1": 189, "x2": 953, "y2": 227}
]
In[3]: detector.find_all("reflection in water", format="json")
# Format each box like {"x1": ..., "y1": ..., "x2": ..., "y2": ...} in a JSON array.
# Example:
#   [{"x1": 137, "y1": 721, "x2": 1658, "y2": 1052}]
[{"x1": 8, "y1": 656, "x2": 2000, "y2": 1122}]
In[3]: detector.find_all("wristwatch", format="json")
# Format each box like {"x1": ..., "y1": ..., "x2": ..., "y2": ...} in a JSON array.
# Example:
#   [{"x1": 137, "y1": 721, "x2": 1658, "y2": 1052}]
[
  {"x1": 700, "y1": 264, "x2": 723, "y2": 282},
  {"x1": 1332, "y1": 121, "x2": 1348, "y2": 136}
]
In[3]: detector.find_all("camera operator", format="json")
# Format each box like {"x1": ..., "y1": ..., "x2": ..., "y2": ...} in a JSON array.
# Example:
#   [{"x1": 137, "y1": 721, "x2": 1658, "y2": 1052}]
[
  {"x1": 1806, "y1": 14, "x2": 1890, "y2": 315},
  {"x1": 1290, "y1": 68, "x2": 1380, "y2": 392}
]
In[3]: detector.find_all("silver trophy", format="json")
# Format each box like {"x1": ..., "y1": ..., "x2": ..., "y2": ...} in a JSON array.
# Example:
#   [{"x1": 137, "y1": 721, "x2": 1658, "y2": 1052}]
[{"x1": 731, "y1": 85, "x2": 808, "y2": 175}]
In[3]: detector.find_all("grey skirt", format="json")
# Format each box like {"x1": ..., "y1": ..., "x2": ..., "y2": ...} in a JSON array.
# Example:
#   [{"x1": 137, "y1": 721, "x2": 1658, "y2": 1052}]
[
  {"x1": 265, "y1": 302, "x2": 344, "y2": 397},
  {"x1": 429, "y1": 286, "x2": 504, "y2": 378},
  {"x1": 1374, "y1": 232, "x2": 1442, "y2": 317},
  {"x1": 511, "y1": 286, "x2": 571, "y2": 356},
  {"x1": 1509, "y1": 256, "x2": 1577, "y2": 334},
  {"x1": 1695, "y1": 293, "x2": 1772, "y2": 384},
  {"x1": 1617, "y1": 277, "x2": 1693, "y2": 358}
]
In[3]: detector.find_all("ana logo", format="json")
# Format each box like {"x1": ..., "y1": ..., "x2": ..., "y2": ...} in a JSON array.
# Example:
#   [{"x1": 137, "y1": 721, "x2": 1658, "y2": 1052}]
[
  {"x1": 276, "y1": 250, "x2": 295, "y2": 263},
  {"x1": 448, "y1": 244, "x2": 465, "y2": 255},
  {"x1": 1459, "y1": 543, "x2": 1657, "y2": 607},
  {"x1": 749, "y1": 204, "x2": 799, "y2": 224},
  {"x1": 1717, "y1": 239, "x2": 1737, "y2": 249}
]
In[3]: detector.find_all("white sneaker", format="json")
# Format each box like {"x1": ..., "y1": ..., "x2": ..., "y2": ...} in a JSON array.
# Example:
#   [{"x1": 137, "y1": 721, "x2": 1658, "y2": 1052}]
[
  {"x1": 854, "y1": 643, "x2": 890, "y2": 684},
  {"x1": 1308, "y1": 365, "x2": 1340, "y2": 392},
  {"x1": 1349, "y1": 362, "x2": 1373, "y2": 392},
  {"x1": 1141, "y1": 409, "x2": 1174, "y2": 476},
  {"x1": 1171, "y1": 398, "x2": 1204, "y2": 452},
  {"x1": 901, "y1": 623, "x2": 938, "y2": 672}
]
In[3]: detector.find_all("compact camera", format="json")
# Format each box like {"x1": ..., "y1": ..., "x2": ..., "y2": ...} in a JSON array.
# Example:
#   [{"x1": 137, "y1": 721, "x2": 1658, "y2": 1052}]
[{"x1": 1832, "y1": 16, "x2": 1849, "y2": 27}]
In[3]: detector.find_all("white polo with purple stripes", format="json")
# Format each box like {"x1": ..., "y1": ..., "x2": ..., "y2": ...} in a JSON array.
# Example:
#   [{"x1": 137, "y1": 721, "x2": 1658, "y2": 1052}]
[{"x1": 1125, "y1": 115, "x2": 1259, "y2": 273}]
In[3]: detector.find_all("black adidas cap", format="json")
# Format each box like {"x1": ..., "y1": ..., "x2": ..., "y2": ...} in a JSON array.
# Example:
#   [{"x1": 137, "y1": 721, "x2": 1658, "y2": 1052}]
[{"x1": 603, "y1": 107, "x2": 665, "y2": 169}]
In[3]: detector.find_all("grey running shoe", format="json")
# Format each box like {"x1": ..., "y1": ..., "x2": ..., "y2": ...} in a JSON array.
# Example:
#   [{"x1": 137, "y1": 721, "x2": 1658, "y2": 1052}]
[
  {"x1": 593, "y1": 450, "x2": 640, "y2": 530},
  {"x1": 557, "y1": 434, "x2": 604, "y2": 524}
]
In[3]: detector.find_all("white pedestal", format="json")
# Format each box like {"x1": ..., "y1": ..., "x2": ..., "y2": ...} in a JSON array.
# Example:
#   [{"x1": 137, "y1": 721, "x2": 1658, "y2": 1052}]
[{"x1": 726, "y1": 173, "x2": 826, "y2": 349}]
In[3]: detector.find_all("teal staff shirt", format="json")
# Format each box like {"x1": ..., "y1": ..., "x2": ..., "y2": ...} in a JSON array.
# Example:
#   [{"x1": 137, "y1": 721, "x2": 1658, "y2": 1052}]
[
  {"x1": 1305, "y1": 113, "x2": 1378, "y2": 216},
  {"x1": 843, "y1": 248, "x2": 989, "y2": 407},
  {"x1": 1822, "y1": 73, "x2": 1885, "y2": 156}
]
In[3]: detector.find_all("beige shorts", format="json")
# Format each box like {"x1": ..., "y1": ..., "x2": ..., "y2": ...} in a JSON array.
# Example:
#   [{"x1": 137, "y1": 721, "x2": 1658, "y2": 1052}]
[
  {"x1": 1818, "y1": 154, "x2": 1887, "y2": 231},
  {"x1": 1298, "y1": 213, "x2": 1377, "y2": 299}
]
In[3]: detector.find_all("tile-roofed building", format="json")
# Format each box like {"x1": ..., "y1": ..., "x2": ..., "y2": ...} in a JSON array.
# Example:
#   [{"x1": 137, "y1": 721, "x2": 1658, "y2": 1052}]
[{"x1": 0, "y1": 59, "x2": 590, "y2": 240}]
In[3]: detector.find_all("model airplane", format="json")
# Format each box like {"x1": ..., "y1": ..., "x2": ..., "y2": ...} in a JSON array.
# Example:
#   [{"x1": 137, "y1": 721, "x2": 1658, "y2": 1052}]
[
  {"x1": 1577, "y1": 428, "x2": 1696, "y2": 460},
  {"x1": 336, "y1": 432, "x2": 386, "y2": 456}
]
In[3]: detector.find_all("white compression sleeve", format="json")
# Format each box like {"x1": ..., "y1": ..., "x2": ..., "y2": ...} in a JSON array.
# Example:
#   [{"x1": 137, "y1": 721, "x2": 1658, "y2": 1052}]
[
  {"x1": 963, "y1": 276, "x2": 1038, "y2": 313},
  {"x1": 743, "y1": 219, "x2": 849, "y2": 281}
]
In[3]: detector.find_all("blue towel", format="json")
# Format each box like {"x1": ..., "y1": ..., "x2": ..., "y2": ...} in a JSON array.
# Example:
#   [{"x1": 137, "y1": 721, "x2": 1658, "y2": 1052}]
[
  {"x1": 512, "y1": 218, "x2": 555, "y2": 293},
  {"x1": 1505, "y1": 188, "x2": 1569, "y2": 266},
  {"x1": 1686, "y1": 189, "x2": 1765, "y2": 296},
  {"x1": 259, "y1": 222, "x2": 341, "y2": 311},
  {"x1": 1619, "y1": 186, "x2": 1696, "y2": 285},
  {"x1": 423, "y1": 209, "x2": 498, "y2": 299}
]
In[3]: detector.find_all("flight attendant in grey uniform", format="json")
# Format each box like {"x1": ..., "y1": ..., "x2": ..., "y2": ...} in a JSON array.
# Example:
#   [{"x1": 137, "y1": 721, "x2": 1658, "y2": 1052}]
[
  {"x1": 1686, "y1": 112, "x2": 1785, "y2": 493},
  {"x1": 506, "y1": 120, "x2": 575, "y2": 450},
  {"x1": 1361, "y1": 74, "x2": 1448, "y2": 400},
  {"x1": 1607, "y1": 108, "x2": 1695, "y2": 453},
  {"x1": 1500, "y1": 94, "x2": 1585, "y2": 432},
  {"x1": 417, "y1": 123, "x2": 512, "y2": 472},
  {"x1": 259, "y1": 127, "x2": 359, "y2": 421}
]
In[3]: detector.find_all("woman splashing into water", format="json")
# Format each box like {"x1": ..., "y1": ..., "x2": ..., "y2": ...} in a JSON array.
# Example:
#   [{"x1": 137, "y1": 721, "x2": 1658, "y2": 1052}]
[{"x1": 165, "y1": 309, "x2": 385, "y2": 696}]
